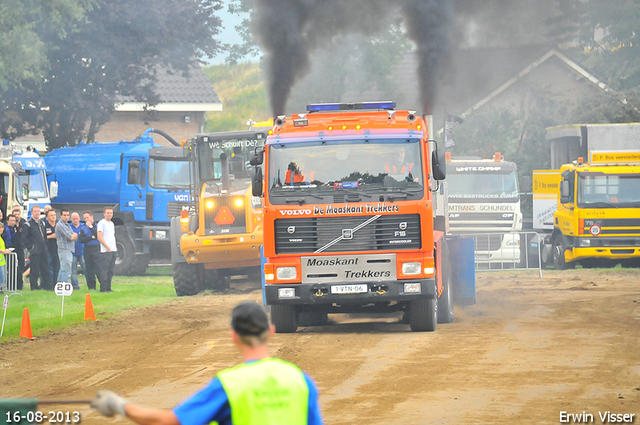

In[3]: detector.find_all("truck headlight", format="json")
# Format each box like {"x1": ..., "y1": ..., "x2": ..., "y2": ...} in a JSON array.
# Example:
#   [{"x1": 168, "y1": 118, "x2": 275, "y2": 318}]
[
  {"x1": 402, "y1": 262, "x2": 421, "y2": 275},
  {"x1": 155, "y1": 230, "x2": 166, "y2": 239},
  {"x1": 578, "y1": 239, "x2": 591, "y2": 247},
  {"x1": 278, "y1": 288, "x2": 295, "y2": 298},
  {"x1": 276, "y1": 267, "x2": 296, "y2": 280}
]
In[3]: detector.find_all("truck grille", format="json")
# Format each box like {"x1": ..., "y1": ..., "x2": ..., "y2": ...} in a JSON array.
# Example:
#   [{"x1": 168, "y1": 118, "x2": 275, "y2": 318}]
[
  {"x1": 275, "y1": 214, "x2": 421, "y2": 254},
  {"x1": 472, "y1": 234, "x2": 503, "y2": 251},
  {"x1": 203, "y1": 196, "x2": 247, "y2": 235},
  {"x1": 167, "y1": 202, "x2": 191, "y2": 218}
]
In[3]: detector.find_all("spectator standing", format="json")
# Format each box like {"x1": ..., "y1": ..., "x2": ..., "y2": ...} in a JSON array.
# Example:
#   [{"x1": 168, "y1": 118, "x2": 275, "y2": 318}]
[
  {"x1": 97, "y1": 207, "x2": 116, "y2": 292},
  {"x1": 0, "y1": 222, "x2": 14, "y2": 292},
  {"x1": 2, "y1": 214, "x2": 21, "y2": 290},
  {"x1": 55, "y1": 209, "x2": 77, "y2": 287},
  {"x1": 12, "y1": 205, "x2": 27, "y2": 290},
  {"x1": 79, "y1": 211, "x2": 100, "y2": 290},
  {"x1": 44, "y1": 209, "x2": 60, "y2": 288},
  {"x1": 26, "y1": 205, "x2": 52, "y2": 290},
  {"x1": 70, "y1": 212, "x2": 86, "y2": 289}
]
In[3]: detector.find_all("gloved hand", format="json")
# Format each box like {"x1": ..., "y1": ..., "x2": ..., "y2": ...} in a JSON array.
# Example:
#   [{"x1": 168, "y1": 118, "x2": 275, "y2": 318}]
[{"x1": 91, "y1": 390, "x2": 128, "y2": 417}]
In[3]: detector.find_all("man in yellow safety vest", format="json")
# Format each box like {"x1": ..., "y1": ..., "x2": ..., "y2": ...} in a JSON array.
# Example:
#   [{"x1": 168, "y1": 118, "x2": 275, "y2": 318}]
[{"x1": 91, "y1": 301, "x2": 323, "y2": 425}]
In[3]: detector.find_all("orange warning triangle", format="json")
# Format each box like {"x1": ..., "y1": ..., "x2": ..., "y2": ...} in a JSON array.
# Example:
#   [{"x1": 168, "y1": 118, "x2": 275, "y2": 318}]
[{"x1": 214, "y1": 206, "x2": 235, "y2": 225}]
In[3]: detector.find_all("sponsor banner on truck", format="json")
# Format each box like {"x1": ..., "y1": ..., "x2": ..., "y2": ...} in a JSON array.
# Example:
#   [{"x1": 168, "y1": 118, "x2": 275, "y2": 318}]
[
  {"x1": 589, "y1": 150, "x2": 640, "y2": 165},
  {"x1": 532, "y1": 170, "x2": 560, "y2": 230},
  {"x1": 300, "y1": 253, "x2": 397, "y2": 284}
]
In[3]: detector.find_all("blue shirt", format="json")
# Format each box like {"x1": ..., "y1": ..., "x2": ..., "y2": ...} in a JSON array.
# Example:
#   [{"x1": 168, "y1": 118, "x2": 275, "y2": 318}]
[
  {"x1": 71, "y1": 223, "x2": 86, "y2": 256},
  {"x1": 173, "y1": 365, "x2": 323, "y2": 425}
]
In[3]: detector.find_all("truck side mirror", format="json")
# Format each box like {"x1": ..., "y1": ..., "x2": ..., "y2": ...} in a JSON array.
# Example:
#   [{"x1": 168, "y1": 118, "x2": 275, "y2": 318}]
[
  {"x1": 252, "y1": 166, "x2": 263, "y2": 197},
  {"x1": 22, "y1": 183, "x2": 29, "y2": 201},
  {"x1": 250, "y1": 147, "x2": 264, "y2": 166},
  {"x1": 431, "y1": 149, "x2": 447, "y2": 181},
  {"x1": 49, "y1": 181, "x2": 58, "y2": 199},
  {"x1": 560, "y1": 180, "x2": 570, "y2": 204}
]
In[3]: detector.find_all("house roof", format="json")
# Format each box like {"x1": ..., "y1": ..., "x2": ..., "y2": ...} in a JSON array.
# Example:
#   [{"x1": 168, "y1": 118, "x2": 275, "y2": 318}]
[
  {"x1": 393, "y1": 45, "x2": 611, "y2": 122},
  {"x1": 115, "y1": 64, "x2": 222, "y2": 112}
]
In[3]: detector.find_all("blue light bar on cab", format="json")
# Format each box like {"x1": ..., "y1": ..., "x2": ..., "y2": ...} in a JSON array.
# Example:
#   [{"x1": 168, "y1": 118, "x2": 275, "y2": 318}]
[{"x1": 306, "y1": 101, "x2": 396, "y2": 112}]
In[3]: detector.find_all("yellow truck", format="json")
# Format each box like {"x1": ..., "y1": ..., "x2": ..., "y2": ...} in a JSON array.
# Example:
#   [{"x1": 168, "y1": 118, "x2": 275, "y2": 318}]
[
  {"x1": 532, "y1": 124, "x2": 640, "y2": 269},
  {"x1": 170, "y1": 130, "x2": 268, "y2": 295}
]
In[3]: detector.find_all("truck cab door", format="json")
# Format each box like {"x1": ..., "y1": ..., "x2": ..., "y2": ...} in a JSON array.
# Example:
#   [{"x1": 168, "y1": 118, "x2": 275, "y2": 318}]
[
  {"x1": 122, "y1": 157, "x2": 148, "y2": 221},
  {"x1": 555, "y1": 170, "x2": 575, "y2": 235}
]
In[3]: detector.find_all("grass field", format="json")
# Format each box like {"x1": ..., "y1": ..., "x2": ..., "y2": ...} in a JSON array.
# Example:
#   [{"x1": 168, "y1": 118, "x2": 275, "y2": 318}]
[{"x1": 0, "y1": 267, "x2": 178, "y2": 342}]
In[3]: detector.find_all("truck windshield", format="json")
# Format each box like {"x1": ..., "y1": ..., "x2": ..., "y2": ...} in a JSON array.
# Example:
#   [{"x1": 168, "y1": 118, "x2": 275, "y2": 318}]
[
  {"x1": 578, "y1": 173, "x2": 640, "y2": 207},
  {"x1": 269, "y1": 139, "x2": 423, "y2": 197},
  {"x1": 18, "y1": 170, "x2": 48, "y2": 199},
  {"x1": 148, "y1": 159, "x2": 191, "y2": 190},
  {"x1": 447, "y1": 169, "x2": 519, "y2": 200}
]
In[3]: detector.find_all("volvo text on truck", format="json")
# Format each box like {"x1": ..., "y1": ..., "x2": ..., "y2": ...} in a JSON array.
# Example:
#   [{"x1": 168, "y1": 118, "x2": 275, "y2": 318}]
[
  {"x1": 251, "y1": 102, "x2": 476, "y2": 333},
  {"x1": 45, "y1": 129, "x2": 191, "y2": 275}
]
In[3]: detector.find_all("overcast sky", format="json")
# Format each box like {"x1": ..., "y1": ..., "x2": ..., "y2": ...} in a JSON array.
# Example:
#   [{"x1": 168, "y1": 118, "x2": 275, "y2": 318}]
[{"x1": 209, "y1": 3, "x2": 250, "y2": 65}]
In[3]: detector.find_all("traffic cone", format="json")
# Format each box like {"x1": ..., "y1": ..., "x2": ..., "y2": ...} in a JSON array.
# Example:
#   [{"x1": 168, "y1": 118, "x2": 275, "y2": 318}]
[
  {"x1": 84, "y1": 294, "x2": 96, "y2": 321},
  {"x1": 19, "y1": 308, "x2": 36, "y2": 340}
]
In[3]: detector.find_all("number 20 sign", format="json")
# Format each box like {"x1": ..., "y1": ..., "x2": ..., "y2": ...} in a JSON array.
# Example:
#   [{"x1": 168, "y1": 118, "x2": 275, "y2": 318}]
[{"x1": 55, "y1": 282, "x2": 74, "y2": 297}]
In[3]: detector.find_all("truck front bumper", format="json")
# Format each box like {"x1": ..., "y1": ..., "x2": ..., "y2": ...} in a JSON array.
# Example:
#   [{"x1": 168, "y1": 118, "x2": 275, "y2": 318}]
[
  {"x1": 265, "y1": 278, "x2": 436, "y2": 306},
  {"x1": 567, "y1": 237, "x2": 640, "y2": 261}
]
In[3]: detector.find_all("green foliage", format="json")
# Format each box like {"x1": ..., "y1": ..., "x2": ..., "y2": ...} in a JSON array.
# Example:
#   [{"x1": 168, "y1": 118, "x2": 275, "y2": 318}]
[
  {"x1": 569, "y1": 87, "x2": 640, "y2": 123},
  {"x1": 0, "y1": 0, "x2": 224, "y2": 148},
  {"x1": 203, "y1": 62, "x2": 270, "y2": 131},
  {"x1": 0, "y1": 272, "x2": 176, "y2": 343},
  {"x1": 556, "y1": 0, "x2": 640, "y2": 89},
  {"x1": 0, "y1": 0, "x2": 93, "y2": 92}
]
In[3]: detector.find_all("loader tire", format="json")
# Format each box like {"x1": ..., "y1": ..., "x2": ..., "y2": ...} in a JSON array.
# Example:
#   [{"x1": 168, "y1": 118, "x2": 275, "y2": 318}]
[
  {"x1": 203, "y1": 269, "x2": 231, "y2": 291},
  {"x1": 173, "y1": 263, "x2": 204, "y2": 296},
  {"x1": 271, "y1": 305, "x2": 298, "y2": 333},
  {"x1": 437, "y1": 245, "x2": 454, "y2": 324},
  {"x1": 410, "y1": 282, "x2": 438, "y2": 332},
  {"x1": 130, "y1": 254, "x2": 149, "y2": 276}
]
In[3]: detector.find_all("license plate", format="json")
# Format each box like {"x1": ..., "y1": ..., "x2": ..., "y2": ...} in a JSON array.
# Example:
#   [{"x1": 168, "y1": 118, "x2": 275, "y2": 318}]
[{"x1": 330, "y1": 284, "x2": 368, "y2": 294}]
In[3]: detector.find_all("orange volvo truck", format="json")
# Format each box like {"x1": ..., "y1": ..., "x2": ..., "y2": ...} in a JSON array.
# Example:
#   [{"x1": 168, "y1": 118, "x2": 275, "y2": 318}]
[{"x1": 250, "y1": 102, "x2": 476, "y2": 332}]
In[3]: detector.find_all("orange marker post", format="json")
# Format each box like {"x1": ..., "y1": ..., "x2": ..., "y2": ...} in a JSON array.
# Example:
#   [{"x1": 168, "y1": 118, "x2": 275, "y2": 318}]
[
  {"x1": 19, "y1": 308, "x2": 36, "y2": 340},
  {"x1": 84, "y1": 294, "x2": 97, "y2": 321}
]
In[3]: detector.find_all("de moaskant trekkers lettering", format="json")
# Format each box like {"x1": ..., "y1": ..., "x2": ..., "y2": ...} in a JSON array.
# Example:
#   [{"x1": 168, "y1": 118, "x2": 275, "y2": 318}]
[{"x1": 279, "y1": 203, "x2": 400, "y2": 217}]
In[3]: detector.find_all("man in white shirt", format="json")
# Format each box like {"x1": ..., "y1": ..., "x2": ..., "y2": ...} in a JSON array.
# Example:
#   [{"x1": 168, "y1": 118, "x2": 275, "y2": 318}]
[{"x1": 97, "y1": 207, "x2": 117, "y2": 292}]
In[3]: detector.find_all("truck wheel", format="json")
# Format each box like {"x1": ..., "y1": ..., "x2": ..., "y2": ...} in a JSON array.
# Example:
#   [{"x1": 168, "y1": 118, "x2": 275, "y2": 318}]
[
  {"x1": 271, "y1": 305, "x2": 298, "y2": 333},
  {"x1": 552, "y1": 237, "x2": 574, "y2": 270},
  {"x1": 410, "y1": 284, "x2": 438, "y2": 331},
  {"x1": 114, "y1": 227, "x2": 136, "y2": 276},
  {"x1": 437, "y1": 245, "x2": 455, "y2": 323},
  {"x1": 173, "y1": 263, "x2": 204, "y2": 296}
]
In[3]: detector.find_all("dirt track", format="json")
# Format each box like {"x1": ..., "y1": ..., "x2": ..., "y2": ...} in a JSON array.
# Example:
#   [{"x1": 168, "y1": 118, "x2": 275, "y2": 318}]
[{"x1": 1, "y1": 269, "x2": 639, "y2": 424}]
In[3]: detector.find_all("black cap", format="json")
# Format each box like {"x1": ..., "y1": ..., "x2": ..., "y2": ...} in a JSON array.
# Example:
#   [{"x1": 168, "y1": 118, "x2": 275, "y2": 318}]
[{"x1": 231, "y1": 301, "x2": 270, "y2": 336}]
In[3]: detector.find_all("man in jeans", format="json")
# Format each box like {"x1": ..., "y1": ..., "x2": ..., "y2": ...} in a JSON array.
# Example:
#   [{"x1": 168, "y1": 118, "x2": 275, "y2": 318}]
[
  {"x1": 97, "y1": 207, "x2": 116, "y2": 292},
  {"x1": 55, "y1": 209, "x2": 78, "y2": 287}
]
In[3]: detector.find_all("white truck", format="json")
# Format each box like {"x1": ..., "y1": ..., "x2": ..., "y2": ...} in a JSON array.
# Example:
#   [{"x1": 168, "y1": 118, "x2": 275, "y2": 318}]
[{"x1": 446, "y1": 153, "x2": 523, "y2": 266}]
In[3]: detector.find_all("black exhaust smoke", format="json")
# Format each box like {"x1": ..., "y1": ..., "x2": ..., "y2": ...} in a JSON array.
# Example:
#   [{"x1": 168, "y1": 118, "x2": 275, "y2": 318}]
[{"x1": 251, "y1": 0, "x2": 452, "y2": 116}]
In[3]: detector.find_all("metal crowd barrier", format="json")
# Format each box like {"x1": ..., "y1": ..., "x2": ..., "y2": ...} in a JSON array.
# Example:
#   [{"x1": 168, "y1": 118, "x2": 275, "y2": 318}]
[
  {"x1": 463, "y1": 231, "x2": 543, "y2": 278},
  {"x1": 1, "y1": 252, "x2": 20, "y2": 293}
]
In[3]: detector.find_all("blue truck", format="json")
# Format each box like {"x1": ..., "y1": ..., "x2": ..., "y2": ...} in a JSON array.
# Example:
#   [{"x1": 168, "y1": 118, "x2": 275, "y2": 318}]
[{"x1": 45, "y1": 129, "x2": 192, "y2": 275}]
